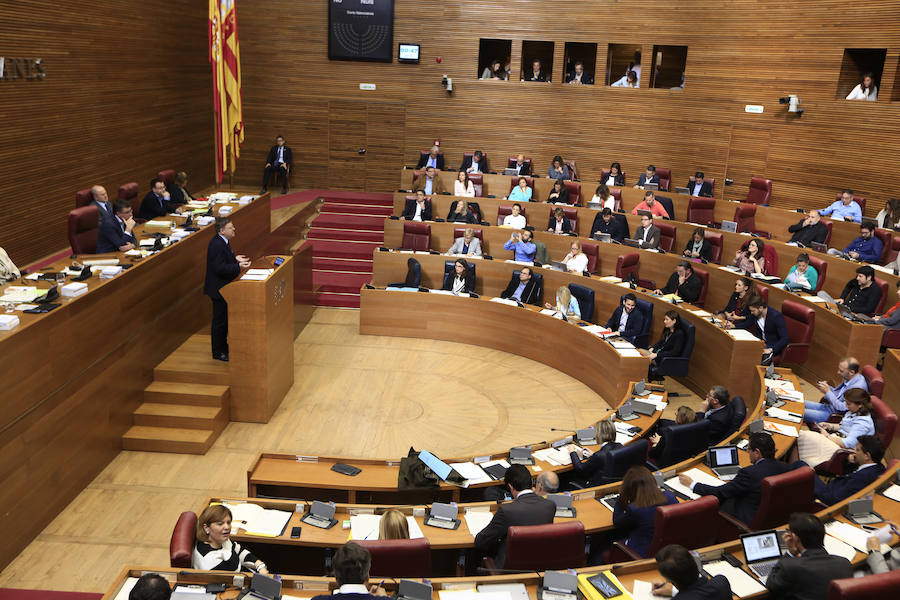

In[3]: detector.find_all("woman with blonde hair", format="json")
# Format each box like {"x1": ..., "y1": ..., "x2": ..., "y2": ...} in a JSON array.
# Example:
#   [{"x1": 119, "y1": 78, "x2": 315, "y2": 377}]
[
  {"x1": 379, "y1": 509, "x2": 410, "y2": 540},
  {"x1": 568, "y1": 419, "x2": 621, "y2": 487},
  {"x1": 562, "y1": 240, "x2": 589, "y2": 274},
  {"x1": 192, "y1": 505, "x2": 268, "y2": 573},
  {"x1": 546, "y1": 285, "x2": 581, "y2": 319}
]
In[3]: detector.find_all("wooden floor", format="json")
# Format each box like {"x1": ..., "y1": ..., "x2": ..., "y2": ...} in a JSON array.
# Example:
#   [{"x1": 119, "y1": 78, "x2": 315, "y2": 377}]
[{"x1": 0, "y1": 307, "x2": 658, "y2": 593}]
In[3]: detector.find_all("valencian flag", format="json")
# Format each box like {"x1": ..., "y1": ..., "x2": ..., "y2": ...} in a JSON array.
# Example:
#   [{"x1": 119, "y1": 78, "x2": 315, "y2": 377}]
[{"x1": 209, "y1": 0, "x2": 243, "y2": 183}]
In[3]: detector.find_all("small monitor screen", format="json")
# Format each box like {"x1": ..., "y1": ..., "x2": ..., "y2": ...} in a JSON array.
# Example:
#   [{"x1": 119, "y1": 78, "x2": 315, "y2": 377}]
[
  {"x1": 742, "y1": 531, "x2": 781, "y2": 562},
  {"x1": 709, "y1": 446, "x2": 738, "y2": 467},
  {"x1": 398, "y1": 44, "x2": 420, "y2": 62}
]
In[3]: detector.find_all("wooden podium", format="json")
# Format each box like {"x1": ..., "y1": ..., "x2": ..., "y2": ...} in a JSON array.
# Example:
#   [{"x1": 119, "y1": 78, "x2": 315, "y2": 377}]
[{"x1": 221, "y1": 255, "x2": 295, "y2": 422}]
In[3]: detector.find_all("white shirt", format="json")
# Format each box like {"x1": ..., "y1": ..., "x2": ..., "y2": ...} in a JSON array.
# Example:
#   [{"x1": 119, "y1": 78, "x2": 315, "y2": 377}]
[
  {"x1": 846, "y1": 84, "x2": 877, "y2": 101},
  {"x1": 692, "y1": 182, "x2": 703, "y2": 196},
  {"x1": 618, "y1": 308, "x2": 631, "y2": 332},
  {"x1": 503, "y1": 214, "x2": 526, "y2": 229},
  {"x1": 565, "y1": 253, "x2": 588, "y2": 273},
  {"x1": 757, "y1": 315, "x2": 766, "y2": 341},
  {"x1": 454, "y1": 180, "x2": 475, "y2": 197},
  {"x1": 413, "y1": 202, "x2": 423, "y2": 221},
  {"x1": 515, "y1": 163, "x2": 526, "y2": 174},
  {"x1": 335, "y1": 585, "x2": 369, "y2": 595},
  {"x1": 554, "y1": 218, "x2": 564, "y2": 234},
  {"x1": 468, "y1": 159, "x2": 481, "y2": 173},
  {"x1": 642, "y1": 227, "x2": 651, "y2": 243},
  {"x1": 591, "y1": 194, "x2": 616, "y2": 209},
  {"x1": 605, "y1": 175, "x2": 617, "y2": 186}
]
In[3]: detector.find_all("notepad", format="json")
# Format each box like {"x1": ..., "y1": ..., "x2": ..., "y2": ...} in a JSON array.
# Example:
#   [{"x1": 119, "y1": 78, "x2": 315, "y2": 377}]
[
  {"x1": 449, "y1": 461, "x2": 493, "y2": 485},
  {"x1": 630, "y1": 580, "x2": 656, "y2": 600},
  {"x1": 464, "y1": 510, "x2": 494, "y2": 537},
  {"x1": 220, "y1": 502, "x2": 292, "y2": 537},
  {"x1": 726, "y1": 328, "x2": 760, "y2": 341},
  {"x1": 764, "y1": 407, "x2": 802, "y2": 423},
  {"x1": 825, "y1": 520, "x2": 890, "y2": 554},
  {"x1": 597, "y1": 276, "x2": 622, "y2": 283},
  {"x1": 689, "y1": 309, "x2": 713, "y2": 317},
  {"x1": 763, "y1": 421, "x2": 798, "y2": 437},
  {"x1": 765, "y1": 378, "x2": 793, "y2": 390},
  {"x1": 823, "y1": 534, "x2": 857, "y2": 560},
  {"x1": 882, "y1": 484, "x2": 900, "y2": 502},
  {"x1": 616, "y1": 349, "x2": 644, "y2": 357},
  {"x1": 665, "y1": 468, "x2": 725, "y2": 499},
  {"x1": 772, "y1": 387, "x2": 803, "y2": 400},
  {"x1": 702, "y1": 560, "x2": 766, "y2": 597}
]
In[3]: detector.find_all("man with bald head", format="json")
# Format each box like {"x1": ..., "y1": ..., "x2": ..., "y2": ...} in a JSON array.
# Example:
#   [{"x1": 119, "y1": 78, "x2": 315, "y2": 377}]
[
  {"x1": 512, "y1": 154, "x2": 531, "y2": 176},
  {"x1": 788, "y1": 209, "x2": 828, "y2": 246},
  {"x1": 416, "y1": 145, "x2": 444, "y2": 170},
  {"x1": 90, "y1": 185, "x2": 114, "y2": 223},
  {"x1": 534, "y1": 471, "x2": 559, "y2": 496}
]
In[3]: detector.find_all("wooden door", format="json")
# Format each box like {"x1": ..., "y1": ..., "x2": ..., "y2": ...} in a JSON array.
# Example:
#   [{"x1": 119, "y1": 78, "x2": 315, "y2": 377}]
[
  {"x1": 327, "y1": 100, "x2": 367, "y2": 190},
  {"x1": 366, "y1": 102, "x2": 406, "y2": 193}
]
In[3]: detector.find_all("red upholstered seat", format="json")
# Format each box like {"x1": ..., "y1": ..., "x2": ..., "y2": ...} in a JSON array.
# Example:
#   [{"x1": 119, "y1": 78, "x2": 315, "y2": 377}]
[
  {"x1": 886, "y1": 236, "x2": 900, "y2": 264},
  {"x1": 75, "y1": 188, "x2": 92, "y2": 208},
  {"x1": 411, "y1": 169, "x2": 424, "y2": 188},
  {"x1": 506, "y1": 155, "x2": 533, "y2": 171},
  {"x1": 884, "y1": 328, "x2": 900, "y2": 349},
  {"x1": 704, "y1": 177, "x2": 716, "y2": 197},
  {"x1": 704, "y1": 231, "x2": 723, "y2": 263},
  {"x1": 775, "y1": 300, "x2": 815, "y2": 365},
  {"x1": 733, "y1": 203, "x2": 759, "y2": 235},
  {"x1": 687, "y1": 197, "x2": 716, "y2": 225},
  {"x1": 469, "y1": 173, "x2": 484, "y2": 197},
  {"x1": 757, "y1": 285, "x2": 769, "y2": 305},
  {"x1": 861, "y1": 364, "x2": 884, "y2": 398},
  {"x1": 612, "y1": 496, "x2": 721, "y2": 560},
  {"x1": 547, "y1": 206, "x2": 578, "y2": 231},
  {"x1": 582, "y1": 242, "x2": 599, "y2": 274},
  {"x1": 508, "y1": 177, "x2": 535, "y2": 193},
  {"x1": 169, "y1": 511, "x2": 197, "y2": 568},
  {"x1": 402, "y1": 221, "x2": 431, "y2": 251},
  {"x1": 157, "y1": 169, "x2": 175, "y2": 187},
  {"x1": 0, "y1": 590, "x2": 103, "y2": 599},
  {"x1": 874, "y1": 278, "x2": 888, "y2": 314},
  {"x1": 871, "y1": 395, "x2": 897, "y2": 449},
  {"x1": 358, "y1": 538, "x2": 431, "y2": 578},
  {"x1": 616, "y1": 253, "x2": 640, "y2": 281},
  {"x1": 609, "y1": 188, "x2": 623, "y2": 211},
  {"x1": 68, "y1": 206, "x2": 99, "y2": 255},
  {"x1": 827, "y1": 569, "x2": 900, "y2": 600},
  {"x1": 600, "y1": 169, "x2": 626, "y2": 185},
  {"x1": 746, "y1": 177, "x2": 772, "y2": 205},
  {"x1": 808, "y1": 255, "x2": 827, "y2": 293},
  {"x1": 655, "y1": 167, "x2": 671, "y2": 192},
  {"x1": 693, "y1": 267, "x2": 709, "y2": 307},
  {"x1": 453, "y1": 227, "x2": 483, "y2": 242},
  {"x1": 874, "y1": 228, "x2": 893, "y2": 265},
  {"x1": 502, "y1": 522, "x2": 585, "y2": 571},
  {"x1": 563, "y1": 181, "x2": 581, "y2": 205},
  {"x1": 656, "y1": 222, "x2": 676, "y2": 252},
  {"x1": 117, "y1": 182, "x2": 141, "y2": 219},
  {"x1": 497, "y1": 204, "x2": 526, "y2": 226},
  {"x1": 819, "y1": 218, "x2": 833, "y2": 245},
  {"x1": 721, "y1": 466, "x2": 818, "y2": 534},
  {"x1": 835, "y1": 193, "x2": 866, "y2": 216}
]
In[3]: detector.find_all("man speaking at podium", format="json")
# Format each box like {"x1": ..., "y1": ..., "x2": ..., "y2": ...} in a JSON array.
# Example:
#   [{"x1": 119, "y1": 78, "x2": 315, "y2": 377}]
[{"x1": 205, "y1": 217, "x2": 251, "y2": 362}]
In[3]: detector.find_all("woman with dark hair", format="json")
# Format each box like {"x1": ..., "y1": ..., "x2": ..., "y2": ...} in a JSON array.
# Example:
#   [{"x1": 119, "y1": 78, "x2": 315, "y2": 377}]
[
  {"x1": 613, "y1": 466, "x2": 679, "y2": 557},
  {"x1": 877, "y1": 197, "x2": 900, "y2": 230},
  {"x1": 797, "y1": 388, "x2": 875, "y2": 465},
  {"x1": 454, "y1": 170, "x2": 475, "y2": 197},
  {"x1": 548, "y1": 155, "x2": 571, "y2": 180},
  {"x1": 508, "y1": 177, "x2": 533, "y2": 202},
  {"x1": 603, "y1": 162, "x2": 625, "y2": 187},
  {"x1": 441, "y1": 258, "x2": 475, "y2": 294},
  {"x1": 591, "y1": 184, "x2": 616, "y2": 210},
  {"x1": 647, "y1": 311, "x2": 685, "y2": 380},
  {"x1": 192, "y1": 505, "x2": 268, "y2": 573},
  {"x1": 733, "y1": 238, "x2": 765, "y2": 274},
  {"x1": 717, "y1": 277, "x2": 759, "y2": 328},
  {"x1": 481, "y1": 59, "x2": 506, "y2": 80},
  {"x1": 846, "y1": 72, "x2": 877, "y2": 101},
  {"x1": 682, "y1": 228, "x2": 712, "y2": 261},
  {"x1": 546, "y1": 179, "x2": 570, "y2": 204}
]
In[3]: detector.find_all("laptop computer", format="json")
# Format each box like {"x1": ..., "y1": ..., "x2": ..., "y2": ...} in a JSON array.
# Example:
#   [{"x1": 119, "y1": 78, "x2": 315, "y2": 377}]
[
  {"x1": 720, "y1": 220, "x2": 738, "y2": 233},
  {"x1": 424, "y1": 502, "x2": 461, "y2": 529},
  {"x1": 674, "y1": 186, "x2": 690, "y2": 195},
  {"x1": 596, "y1": 493, "x2": 619, "y2": 511},
  {"x1": 398, "y1": 580, "x2": 433, "y2": 600},
  {"x1": 238, "y1": 573, "x2": 281, "y2": 600},
  {"x1": 809, "y1": 241, "x2": 827, "y2": 253},
  {"x1": 539, "y1": 570, "x2": 579, "y2": 600},
  {"x1": 636, "y1": 209, "x2": 653, "y2": 218},
  {"x1": 548, "y1": 493, "x2": 577, "y2": 518},
  {"x1": 740, "y1": 530, "x2": 783, "y2": 583},
  {"x1": 300, "y1": 500, "x2": 337, "y2": 529},
  {"x1": 707, "y1": 445, "x2": 741, "y2": 480},
  {"x1": 503, "y1": 168, "x2": 519, "y2": 176},
  {"x1": 592, "y1": 232, "x2": 612, "y2": 243},
  {"x1": 643, "y1": 183, "x2": 659, "y2": 191},
  {"x1": 549, "y1": 260, "x2": 568, "y2": 271},
  {"x1": 509, "y1": 446, "x2": 535, "y2": 465}
]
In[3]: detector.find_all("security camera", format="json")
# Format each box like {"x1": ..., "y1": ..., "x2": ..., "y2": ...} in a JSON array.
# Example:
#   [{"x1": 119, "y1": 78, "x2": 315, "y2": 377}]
[
  {"x1": 779, "y1": 95, "x2": 803, "y2": 116},
  {"x1": 446, "y1": 77, "x2": 453, "y2": 93}
]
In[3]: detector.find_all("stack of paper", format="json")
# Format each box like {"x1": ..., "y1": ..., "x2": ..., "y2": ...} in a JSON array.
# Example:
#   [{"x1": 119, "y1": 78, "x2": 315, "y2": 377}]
[
  {"x1": 643, "y1": 394, "x2": 668, "y2": 411},
  {"x1": 825, "y1": 520, "x2": 889, "y2": 553},
  {"x1": 726, "y1": 328, "x2": 760, "y2": 341},
  {"x1": 664, "y1": 468, "x2": 725, "y2": 500},
  {"x1": 539, "y1": 308, "x2": 565, "y2": 319},
  {"x1": 611, "y1": 340, "x2": 635, "y2": 349},
  {"x1": 349, "y1": 514, "x2": 424, "y2": 541},
  {"x1": 464, "y1": 510, "x2": 494, "y2": 537},
  {"x1": 238, "y1": 195, "x2": 257, "y2": 204},
  {"x1": 99, "y1": 266, "x2": 123, "y2": 279},
  {"x1": 210, "y1": 192, "x2": 238, "y2": 202},
  {"x1": 170, "y1": 229, "x2": 191, "y2": 240},
  {"x1": 240, "y1": 268, "x2": 274, "y2": 281},
  {"x1": 217, "y1": 205, "x2": 233, "y2": 216},
  {"x1": 772, "y1": 387, "x2": 803, "y2": 401},
  {"x1": 220, "y1": 502, "x2": 292, "y2": 537},
  {"x1": 582, "y1": 325, "x2": 615, "y2": 337},
  {"x1": 764, "y1": 407, "x2": 802, "y2": 423},
  {"x1": 0, "y1": 286, "x2": 42, "y2": 303},
  {"x1": 489, "y1": 297, "x2": 519, "y2": 306},
  {"x1": 533, "y1": 446, "x2": 577, "y2": 467},
  {"x1": 763, "y1": 421, "x2": 798, "y2": 437},
  {"x1": 823, "y1": 534, "x2": 857, "y2": 560},
  {"x1": 804, "y1": 296, "x2": 828, "y2": 303},
  {"x1": 597, "y1": 276, "x2": 622, "y2": 283},
  {"x1": 764, "y1": 378, "x2": 791, "y2": 390},
  {"x1": 616, "y1": 348, "x2": 644, "y2": 357},
  {"x1": 0, "y1": 315, "x2": 20, "y2": 330},
  {"x1": 702, "y1": 560, "x2": 766, "y2": 596},
  {"x1": 477, "y1": 584, "x2": 528, "y2": 600},
  {"x1": 196, "y1": 216, "x2": 215, "y2": 226},
  {"x1": 882, "y1": 484, "x2": 900, "y2": 502},
  {"x1": 448, "y1": 462, "x2": 493, "y2": 485},
  {"x1": 689, "y1": 309, "x2": 713, "y2": 317},
  {"x1": 61, "y1": 282, "x2": 88, "y2": 297},
  {"x1": 616, "y1": 282, "x2": 634, "y2": 289},
  {"x1": 186, "y1": 201, "x2": 210, "y2": 210}
]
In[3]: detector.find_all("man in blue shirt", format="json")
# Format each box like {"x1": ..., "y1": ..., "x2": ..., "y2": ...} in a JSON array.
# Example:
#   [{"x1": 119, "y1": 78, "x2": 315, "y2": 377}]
[
  {"x1": 833, "y1": 222, "x2": 882, "y2": 263},
  {"x1": 820, "y1": 189, "x2": 862, "y2": 223},
  {"x1": 503, "y1": 230, "x2": 536, "y2": 262},
  {"x1": 804, "y1": 357, "x2": 868, "y2": 423}
]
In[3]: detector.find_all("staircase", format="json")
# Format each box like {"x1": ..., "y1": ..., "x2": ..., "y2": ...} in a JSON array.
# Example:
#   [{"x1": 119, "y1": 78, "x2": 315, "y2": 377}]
[
  {"x1": 122, "y1": 335, "x2": 231, "y2": 454},
  {"x1": 307, "y1": 192, "x2": 394, "y2": 308}
]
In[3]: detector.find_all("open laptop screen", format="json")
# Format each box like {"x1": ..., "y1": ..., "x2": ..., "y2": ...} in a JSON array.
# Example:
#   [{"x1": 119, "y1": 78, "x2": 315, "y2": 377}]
[
  {"x1": 741, "y1": 530, "x2": 781, "y2": 563},
  {"x1": 708, "y1": 446, "x2": 739, "y2": 468}
]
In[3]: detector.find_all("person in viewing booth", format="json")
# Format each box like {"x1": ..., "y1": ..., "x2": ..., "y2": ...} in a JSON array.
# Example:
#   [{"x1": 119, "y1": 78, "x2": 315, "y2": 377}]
[
  {"x1": 787, "y1": 210, "x2": 828, "y2": 246},
  {"x1": 561, "y1": 240, "x2": 588, "y2": 273},
  {"x1": 447, "y1": 199, "x2": 476, "y2": 224},
  {"x1": 480, "y1": 58, "x2": 508, "y2": 80},
  {"x1": 504, "y1": 229, "x2": 536, "y2": 261},
  {"x1": 603, "y1": 162, "x2": 625, "y2": 187},
  {"x1": 204, "y1": 217, "x2": 251, "y2": 362},
  {"x1": 635, "y1": 165, "x2": 659, "y2": 189},
  {"x1": 655, "y1": 260, "x2": 702, "y2": 303},
  {"x1": 401, "y1": 190, "x2": 431, "y2": 221},
  {"x1": 591, "y1": 208, "x2": 625, "y2": 241},
  {"x1": 260, "y1": 135, "x2": 292, "y2": 195},
  {"x1": 447, "y1": 228, "x2": 482, "y2": 257},
  {"x1": 804, "y1": 357, "x2": 867, "y2": 424},
  {"x1": 612, "y1": 466, "x2": 679, "y2": 558},
  {"x1": 473, "y1": 464, "x2": 556, "y2": 569},
  {"x1": 508, "y1": 177, "x2": 533, "y2": 203},
  {"x1": 566, "y1": 61, "x2": 593, "y2": 84},
  {"x1": 168, "y1": 171, "x2": 194, "y2": 205},
  {"x1": 192, "y1": 504, "x2": 268, "y2": 573},
  {"x1": 687, "y1": 172, "x2": 712, "y2": 197},
  {"x1": 500, "y1": 266, "x2": 541, "y2": 305},
  {"x1": 378, "y1": 509, "x2": 410, "y2": 540},
  {"x1": 783, "y1": 253, "x2": 818, "y2": 292},
  {"x1": 810, "y1": 435, "x2": 885, "y2": 505},
  {"x1": 606, "y1": 293, "x2": 644, "y2": 344},
  {"x1": 830, "y1": 222, "x2": 882, "y2": 262},
  {"x1": 96, "y1": 199, "x2": 137, "y2": 254},
  {"x1": 567, "y1": 420, "x2": 621, "y2": 487},
  {"x1": 129, "y1": 573, "x2": 172, "y2": 600},
  {"x1": 546, "y1": 285, "x2": 581, "y2": 319},
  {"x1": 412, "y1": 165, "x2": 445, "y2": 195},
  {"x1": 820, "y1": 189, "x2": 862, "y2": 223},
  {"x1": 511, "y1": 154, "x2": 531, "y2": 176},
  {"x1": 590, "y1": 184, "x2": 616, "y2": 209},
  {"x1": 454, "y1": 170, "x2": 475, "y2": 197},
  {"x1": 442, "y1": 258, "x2": 475, "y2": 294},
  {"x1": 611, "y1": 50, "x2": 642, "y2": 88},
  {"x1": 716, "y1": 277, "x2": 759, "y2": 329},
  {"x1": 416, "y1": 145, "x2": 444, "y2": 170},
  {"x1": 651, "y1": 544, "x2": 732, "y2": 600},
  {"x1": 732, "y1": 238, "x2": 766, "y2": 274},
  {"x1": 765, "y1": 512, "x2": 853, "y2": 600},
  {"x1": 846, "y1": 71, "x2": 878, "y2": 101},
  {"x1": 90, "y1": 185, "x2": 114, "y2": 223},
  {"x1": 796, "y1": 388, "x2": 875, "y2": 466},
  {"x1": 744, "y1": 297, "x2": 790, "y2": 362},
  {"x1": 547, "y1": 207, "x2": 573, "y2": 234},
  {"x1": 836, "y1": 265, "x2": 882, "y2": 315},
  {"x1": 310, "y1": 542, "x2": 388, "y2": 600},
  {"x1": 693, "y1": 386, "x2": 733, "y2": 445},
  {"x1": 460, "y1": 150, "x2": 488, "y2": 174},
  {"x1": 682, "y1": 228, "x2": 712, "y2": 261},
  {"x1": 139, "y1": 178, "x2": 183, "y2": 221},
  {"x1": 634, "y1": 213, "x2": 661, "y2": 249},
  {"x1": 503, "y1": 203, "x2": 527, "y2": 228},
  {"x1": 548, "y1": 155, "x2": 571, "y2": 180},
  {"x1": 647, "y1": 310, "x2": 685, "y2": 381},
  {"x1": 632, "y1": 191, "x2": 670, "y2": 219},
  {"x1": 546, "y1": 180, "x2": 570, "y2": 204},
  {"x1": 523, "y1": 59, "x2": 548, "y2": 82}
]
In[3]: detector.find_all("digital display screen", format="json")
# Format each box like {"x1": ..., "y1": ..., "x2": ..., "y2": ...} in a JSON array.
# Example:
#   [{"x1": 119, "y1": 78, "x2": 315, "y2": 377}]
[
  {"x1": 709, "y1": 446, "x2": 737, "y2": 467},
  {"x1": 328, "y1": 0, "x2": 394, "y2": 62},
  {"x1": 742, "y1": 531, "x2": 781, "y2": 562},
  {"x1": 398, "y1": 43, "x2": 420, "y2": 62}
]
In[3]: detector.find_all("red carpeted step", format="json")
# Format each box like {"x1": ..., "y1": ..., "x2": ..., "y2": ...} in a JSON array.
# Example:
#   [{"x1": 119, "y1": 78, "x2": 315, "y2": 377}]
[
  {"x1": 311, "y1": 213, "x2": 387, "y2": 229},
  {"x1": 320, "y1": 195, "x2": 393, "y2": 207},
  {"x1": 313, "y1": 270, "x2": 373, "y2": 288},
  {"x1": 320, "y1": 203, "x2": 394, "y2": 217},
  {"x1": 316, "y1": 292, "x2": 361, "y2": 308},
  {"x1": 0, "y1": 589, "x2": 103, "y2": 599},
  {"x1": 308, "y1": 228, "x2": 383, "y2": 243},
  {"x1": 308, "y1": 239, "x2": 381, "y2": 259},
  {"x1": 312, "y1": 256, "x2": 373, "y2": 272}
]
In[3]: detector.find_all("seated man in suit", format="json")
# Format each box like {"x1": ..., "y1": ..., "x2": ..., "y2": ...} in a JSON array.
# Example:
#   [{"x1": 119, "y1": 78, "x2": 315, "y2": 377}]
[
  {"x1": 204, "y1": 217, "x2": 251, "y2": 362},
  {"x1": 511, "y1": 154, "x2": 531, "y2": 176},
  {"x1": 634, "y1": 213, "x2": 661, "y2": 249},
  {"x1": 651, "y1": 544, "x2": 732, "y2": 600},
  {"x1": 565, "y1": 61, "x2": 593, "y2": 85},
  {"x1": 90, "y1": 185, "x2": 115, "y2": 223},
  {"x1": 546, "y1": 207, "x2": 573, "y2": 234},
  {"x1": 416, "y1": 145, "x2": 444, "y2": 170},
  {"x1": 523, "y1": 59, "x2": 548, "y2": 82},
  {"x1": 655, "y1": 260, "x2": 703, "y2": 304},
  {"x1": 128, "y1": 573, "x2": 172, "y2": 600},
  {"x1": 500, "y1": 266, "x2": 541, "y2": 306},
  {"x1": 473, "y1": 464, "x2": 556, "y2": 568},
  {"x1": 606, "y1": 293, "x2": 645, "y2": 344},
  {"x1": 401, "y1": 190, "x2": 432, "y2": 222},
  {"x1": 694, "y1": 385, "x2": 733, "y2": 445},
  {"x1": 787, "y1": 210, "x2": 828, "y2": 246},
  {"x1": 168, "y1": 171, "x2": 194, "y2": 204},
  {"x1": 744, "y1": 297, "x2": 790, "y2": 363},
  {"x1": 310, "y1": 542, "x2": 388, "y2": 600},
  {"x1": 679, "y1": 433, "x2": 794, "y2": 525},
  {"x1": 412, "y1": 165, "x2": 445, "y2": 195},
  {"x1": 96, "y1": 199, "x2": 137, "y2": 254},
  {"x1": 634, "y1": 165, "x2": 660, "y2": 189},
  {"x1": 591, "y1": 208, "x2": 625, "y2": 241},
  {"x1": 632, "y1": 191, "x2": 670, "y2": 219},
  {"x1": 766, "y1": 513, "x2": 852, "y2": 600},
  {"x1": 139, "y1": 178, "x2": 183, "y2": 221},
  {"x1": 503, "y1": 230, "x2": 536, "y2": 262},
  {"x1": 812, "y1": 435, "x2": 886, "y2": 505},
  {"x1": 460, "y1": 150, "x2": 488, "y2": 174},
  {"x1": 836, "y1": 265, "x2": 883, "y2": 315},
  {"x1": 260, "y1": 135, "x2": 292, "y2": 194},
  {"x1": 447, "y1": 228, "x2": 483, "y2": 257},
  {"x1": 687, "y1": 172, "x2": 713, "y2": 197}
]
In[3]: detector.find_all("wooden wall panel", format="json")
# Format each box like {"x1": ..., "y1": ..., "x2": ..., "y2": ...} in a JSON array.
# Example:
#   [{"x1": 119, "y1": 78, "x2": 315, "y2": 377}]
[
  {"x1": 0, "y1": 1, "x2": 213, "y2": 266},
  {"x1": 232, "y1": 0, "x2": 899, "y2": 216}
]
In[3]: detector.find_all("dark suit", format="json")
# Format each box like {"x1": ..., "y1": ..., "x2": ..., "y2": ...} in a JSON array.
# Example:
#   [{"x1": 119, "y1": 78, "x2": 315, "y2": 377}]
[
  {"x1": 661, "y1": 272, "x2": 703, "y2": 303},
  {"x1": 569, "y1": 442, "x2": 623, "y2": 487},
  {"x1": 460, "y1": 155, "x2": 489, "y2": 174},
  {"x1": 91, "y1": 200, "x2": 114, "y2": 224},
  {"x1": 695, "y1": 406, "x2": 733, "y2": 446},
  {"x1": 637, "y1": 174, "x2": 660, "y2": 187},
  {"x1": 523, "y1": 70, "x2": 548, "y2": 82},
  {"x1": 509, "y1": 161, "x2": 531, "y2": 176},
  {"x1": 591, "y1": 214, "x2": 625, "y2": 241},
  {"x1": 446, "y1": 207, "x2": 476, "y2": 224},
  {"x1": 688, "y1": 180, "x2": 713, "y2": 197},
  {"x1": 565, "y1": 71, "x2": 594, "y2": 84},
  {"x1": 787, "y1": 220, "x2": 828, "y2": 246},
  {"x1": 765, "y1": 548, "x2": 853, "y2": 600},
  {"x1": 262, "y1": 144, "x2": 293, "y2": 191},
  {"x1": 651, "y1": 328, "x2": 685, "y2": 359},
  {"x1": 602, "y1": 172, "x2": 626, "y2": 187},
  {"x1": 692, "y1": 458, "x2": 794, "y2": 524},
  {"x1": 741, "y1": 307, "x2": 790, "y2": 355},
  {"x1": 683, "y1": 239, "x2": 713, "y2": 262},
  {"x1": 168, "y1": 185, "x2": 194, "y2": 205},
  {"x1": 96, "y1": 215, "x2": 136, "y2": 254},
  {"x1": 606, "y1": 305, "x2": 645, "y2": 344},
  {"x1": 813, "y1": 462, "x2": 886, "y2": 505},
  {"x1": 673, "y1": 575, "x2": 732, "y2": 600},
  {"x1": 501, "y1": 276, "x2": 541, "y2": 306},
  {"x1": 138, "y1": 191, "x2": 178, "y2": 221},
  {"x1": 473, "y1": 492, "x2": 556, "y2": 567},
  {"x1": 441, "y1": 271, "x2": 475, "y2": 294},
  {"x1": 204, "y1": 235, "x2": 241, "y2": 357},
  {"x1": 416, "y1": 153, "x2": 445, "y2": 170},
  {"x1": 401, "y1": 199, "x2": 432, "y2": 221},
  {"x1": 634, "y1": 224, "x2": 661, "y2": 249},
  {"x1": 546, "y1": 216, "x2": 573, "y2": 234},
  {"x1": 546, "y1": 187, "x2": 570, "y2": 205}
]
